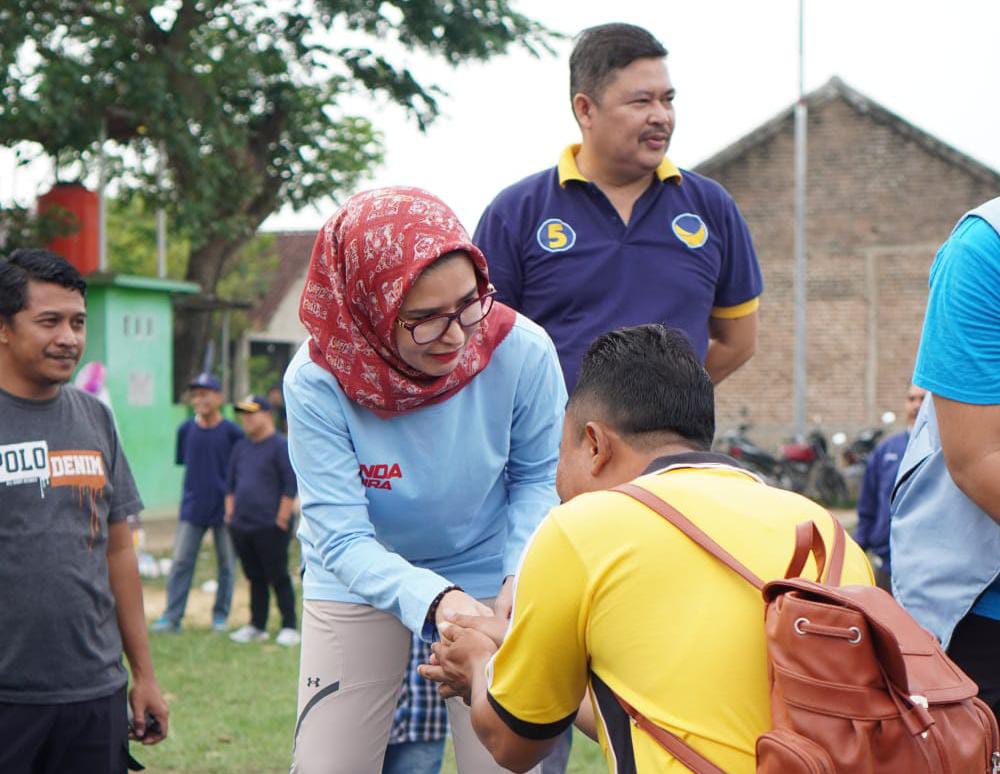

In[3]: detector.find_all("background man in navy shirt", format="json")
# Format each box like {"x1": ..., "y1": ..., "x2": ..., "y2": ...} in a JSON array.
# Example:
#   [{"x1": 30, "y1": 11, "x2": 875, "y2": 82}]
[
  {"x1": 854, "y1": 383, "x2": 926, "y2": 590},
  {"x1": 225, "y1": 394, "x2": 300, "y2": 646},
  {"x1": 152, "y1": 372, "x2": 242, "y2": 633},
  {"x1": 475, "y1": 23, "x2": 763, "y2": 392}
]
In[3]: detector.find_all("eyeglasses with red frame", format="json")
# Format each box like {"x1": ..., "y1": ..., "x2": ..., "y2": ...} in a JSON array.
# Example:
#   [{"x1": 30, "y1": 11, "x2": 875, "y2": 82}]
[{"x1": 395, "y1": 285, "x2": 498, "y2": 345}]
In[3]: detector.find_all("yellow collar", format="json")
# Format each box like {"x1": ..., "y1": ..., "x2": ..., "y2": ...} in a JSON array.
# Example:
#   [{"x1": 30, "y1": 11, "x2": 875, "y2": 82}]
[{"x1": 557, "y1": 144, "x2": 682, "y2": 186}]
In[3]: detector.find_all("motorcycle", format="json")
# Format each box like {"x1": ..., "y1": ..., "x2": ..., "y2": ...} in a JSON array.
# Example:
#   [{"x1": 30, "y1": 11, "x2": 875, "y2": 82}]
[
  {"x1": 778, "y1": 428, "x2": 849, "y2": 506},
  {"x1": 716, "y1": 422, "x2": 784, "y2": 484},
  {"x1": 839, "y1": 411, "x2": 897, "y2": 496}
]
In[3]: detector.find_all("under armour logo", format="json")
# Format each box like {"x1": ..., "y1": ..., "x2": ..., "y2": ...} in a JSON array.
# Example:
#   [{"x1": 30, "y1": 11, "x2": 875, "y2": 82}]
[{"x1": 306, "y1": 677, "x2": 320, "y2": 688}]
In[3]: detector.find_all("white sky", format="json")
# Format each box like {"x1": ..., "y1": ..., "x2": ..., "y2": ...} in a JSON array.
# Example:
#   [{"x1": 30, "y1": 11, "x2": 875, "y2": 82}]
[{"x1": 3, "y1": 0, "x2": 999, "y2": 237}]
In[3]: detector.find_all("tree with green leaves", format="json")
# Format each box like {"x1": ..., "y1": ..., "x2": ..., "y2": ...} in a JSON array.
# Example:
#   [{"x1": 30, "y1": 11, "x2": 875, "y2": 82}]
[{"x1": 0, "y1": 0, "x2": 551, "y2": 394}]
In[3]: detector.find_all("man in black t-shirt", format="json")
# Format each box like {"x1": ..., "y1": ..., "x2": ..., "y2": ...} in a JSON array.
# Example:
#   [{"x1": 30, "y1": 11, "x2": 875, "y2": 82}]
[
  {"x1": 226, "y1": 394, "x2": 299, "y2": 646},
  {"x1": 0, "y1": 249, "x2": 168, "y2": 773}
]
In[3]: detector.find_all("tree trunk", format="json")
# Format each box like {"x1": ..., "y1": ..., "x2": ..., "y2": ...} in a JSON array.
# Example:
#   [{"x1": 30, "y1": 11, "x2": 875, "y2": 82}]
[
  {"x1": 172, "y1": 234, "x2": 253, "y2": 400},
  {"x1": 169, "y1": 161, "x2": 283, "y2": 401},
  {"x1": 172, "y1": 307, "x2": 215, "y2": 401}
]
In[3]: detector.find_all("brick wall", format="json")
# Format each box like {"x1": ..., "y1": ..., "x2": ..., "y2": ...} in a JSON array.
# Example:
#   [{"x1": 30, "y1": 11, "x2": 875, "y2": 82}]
[{"x1": 699, "y1": 94, "x2": 998, "y2": 446}]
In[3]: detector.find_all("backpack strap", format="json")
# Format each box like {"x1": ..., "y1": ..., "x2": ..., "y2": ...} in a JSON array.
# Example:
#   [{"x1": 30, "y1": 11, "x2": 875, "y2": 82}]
[
  {"x1": 614, "y1": 483, "x2": 765, "y2": 590},
  {"x1": 617, "y1": 483, "x2": 850, "y2": 587},
  {"x1": 612, "y1": 483, "x2": 852, "y2": 771},
  {"x1": 614, "y1": 694, "x2": 728, "y2": 774},
  {"x1": 824, "y1": 510, "x2": 846, "y2": 586},
  {"x1": 785, "y1": 521, "x2": 827, "y2": 581}
]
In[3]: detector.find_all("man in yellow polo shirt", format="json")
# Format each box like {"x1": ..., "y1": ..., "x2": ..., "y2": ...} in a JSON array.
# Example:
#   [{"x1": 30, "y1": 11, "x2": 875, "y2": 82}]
[{"x1": 421, "y1": 325, "x2": 872, "y2": 773}]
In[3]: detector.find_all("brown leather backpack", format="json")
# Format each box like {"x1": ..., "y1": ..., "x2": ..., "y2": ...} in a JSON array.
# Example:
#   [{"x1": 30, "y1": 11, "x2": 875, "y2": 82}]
[{"x1": 613, "y1": 483, "x2": 1000, "y2": 773}]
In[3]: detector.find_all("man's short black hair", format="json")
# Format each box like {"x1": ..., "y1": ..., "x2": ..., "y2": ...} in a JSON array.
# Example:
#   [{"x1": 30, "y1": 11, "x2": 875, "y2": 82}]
[
  {"x1": 569, "y1": 23, "x2": 668, "y2": 103},
  {"x1": 569, "y1": 324, "x2": 715, "y2": 451},
  {"x1": 0, "y1": 249, "x2": 87, "y2": 321}
]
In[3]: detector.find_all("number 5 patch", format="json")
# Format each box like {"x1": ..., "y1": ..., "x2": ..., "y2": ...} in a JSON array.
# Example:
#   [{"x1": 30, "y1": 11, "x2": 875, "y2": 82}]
[{"x1": 536, "y1": 218, "x2": 576, "y2": 253}]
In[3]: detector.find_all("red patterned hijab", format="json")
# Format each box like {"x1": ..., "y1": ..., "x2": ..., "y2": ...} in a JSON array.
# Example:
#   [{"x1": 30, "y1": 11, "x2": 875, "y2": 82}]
[{"x1": 299, "y1": 187, "x2": 517, "y2": 418}]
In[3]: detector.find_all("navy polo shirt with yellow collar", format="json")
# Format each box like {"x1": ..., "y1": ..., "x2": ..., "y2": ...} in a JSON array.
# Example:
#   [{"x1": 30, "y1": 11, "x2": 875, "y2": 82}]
[{"x1": 473, "y1": 144, "x2": 763, "y2": 390}]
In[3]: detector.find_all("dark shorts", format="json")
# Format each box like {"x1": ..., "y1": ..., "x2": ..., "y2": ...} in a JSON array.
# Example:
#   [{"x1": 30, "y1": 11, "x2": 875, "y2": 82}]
[
  {"x1": 948, "y1": 612, "x2": 1000, "y2": 718},
  {"x1": 0, "y1": 685, "x2": 129, "y2": 774}
]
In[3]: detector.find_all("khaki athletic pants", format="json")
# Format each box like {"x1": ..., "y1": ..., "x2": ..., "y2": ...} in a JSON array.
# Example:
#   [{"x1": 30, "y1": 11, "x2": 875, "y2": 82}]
[{"x1": 291, "y1": 599, "x2": 540, "y2": 774}]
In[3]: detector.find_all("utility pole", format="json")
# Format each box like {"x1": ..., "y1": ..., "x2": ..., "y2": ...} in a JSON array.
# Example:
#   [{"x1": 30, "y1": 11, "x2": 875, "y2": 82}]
[
  {"x1": 97, "y1": 122, "x2": 108, "y2": 272},
  {"x1": 793, "y1": 0, "x2": 808, "y2": 437},
  {"x1": 157, "y1": 141, "x2": 167, "y2": 278}
]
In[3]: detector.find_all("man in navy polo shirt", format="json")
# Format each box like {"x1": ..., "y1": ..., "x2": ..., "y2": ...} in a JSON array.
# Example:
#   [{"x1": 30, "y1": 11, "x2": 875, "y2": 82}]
[
  {"x1": 151, "y1": 372, "x2": 242, "y2": 633},
  {"x1": 474, "y1": 23, "x2": 762, "y2": 772},
  {"x1": 475, "y1": 22, "x2": 763, "y2": 392}
]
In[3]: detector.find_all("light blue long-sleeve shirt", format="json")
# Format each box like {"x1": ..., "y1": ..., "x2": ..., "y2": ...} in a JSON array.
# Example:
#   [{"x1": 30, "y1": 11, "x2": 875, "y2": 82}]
[{"x1": 284, "y1": 314, "x2": 566, "y2": 638}]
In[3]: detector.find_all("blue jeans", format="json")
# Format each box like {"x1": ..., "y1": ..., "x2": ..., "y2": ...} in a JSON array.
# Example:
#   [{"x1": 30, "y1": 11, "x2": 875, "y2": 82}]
[
  {"x1": 541, "y1": 727, "x2": 572, "y2": 773},
  {"x1": 382, "y1": 739, "x2": 445, "y2": 774},
  {"x1": 162, "y1": 520, "x2": 235, "y2": 625}
]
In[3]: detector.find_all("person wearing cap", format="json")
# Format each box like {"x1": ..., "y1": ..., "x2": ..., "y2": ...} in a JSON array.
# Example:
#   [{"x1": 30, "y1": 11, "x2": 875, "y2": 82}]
[
  {"x1": 285, "y1": 186, "x2": 564, "y2": 773},
  {"x1": 225, "y1": 394, "x2": 300, "y2": 646},
  {"x1": 151, "y1": 372, "x2": 243, "y2": 633},
  {"x1": 474, "y1": 23, "x2": 762, "y2": 395}
]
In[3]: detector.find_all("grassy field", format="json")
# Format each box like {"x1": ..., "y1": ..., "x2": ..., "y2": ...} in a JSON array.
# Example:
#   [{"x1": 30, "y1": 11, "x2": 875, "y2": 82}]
[{"x1": 135, "y1": 521, "x2": 607, "y2": 773}]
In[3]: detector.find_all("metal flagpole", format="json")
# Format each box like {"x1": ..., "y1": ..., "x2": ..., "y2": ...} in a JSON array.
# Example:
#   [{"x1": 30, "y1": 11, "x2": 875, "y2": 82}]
[{"x1": 793, "y1": 0, "x2": 808, "y2": 438}]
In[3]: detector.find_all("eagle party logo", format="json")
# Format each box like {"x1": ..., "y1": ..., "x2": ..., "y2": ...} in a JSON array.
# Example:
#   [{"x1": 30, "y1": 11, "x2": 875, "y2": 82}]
[{"x1": 671, "y1": 213, "x2": 709, "y2": 249}]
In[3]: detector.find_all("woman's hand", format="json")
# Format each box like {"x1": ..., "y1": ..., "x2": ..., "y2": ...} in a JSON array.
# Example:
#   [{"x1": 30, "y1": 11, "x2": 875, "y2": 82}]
[{"x1": 435, "y1": 589, "x2": 493, "y2": 633}]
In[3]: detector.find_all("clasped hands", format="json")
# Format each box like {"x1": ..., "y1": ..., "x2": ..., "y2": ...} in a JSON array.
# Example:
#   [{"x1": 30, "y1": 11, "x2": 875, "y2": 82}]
[{"x1": 418, "y1": 578, "x2": 512, "y2": 703}]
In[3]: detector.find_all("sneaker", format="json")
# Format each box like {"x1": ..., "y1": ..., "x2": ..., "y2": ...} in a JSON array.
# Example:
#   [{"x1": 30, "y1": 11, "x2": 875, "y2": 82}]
[
  {"x1": 212, "y1": 616, "x2": 228, "y2": 633},
  {"x1": 150, "y1": 616, "x2": 180, "y2": 634},
  {"x1": 229, "y1": 625, "x2": 269, "y2": 643},
  {"x1": 275, "y1": 628, "x2": 301, "y2": 647}
]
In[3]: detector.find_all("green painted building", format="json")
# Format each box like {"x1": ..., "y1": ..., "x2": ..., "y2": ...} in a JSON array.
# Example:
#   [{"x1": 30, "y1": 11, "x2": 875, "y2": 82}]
[{"x1": 82, "y1": 273, "x2": 200, "y2": 512}]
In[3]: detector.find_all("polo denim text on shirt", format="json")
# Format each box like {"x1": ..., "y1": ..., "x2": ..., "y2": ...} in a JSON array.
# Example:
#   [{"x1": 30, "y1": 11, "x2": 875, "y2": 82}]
[{"x1": 474, "y1": 145, "x2": 763, "y2": 389}]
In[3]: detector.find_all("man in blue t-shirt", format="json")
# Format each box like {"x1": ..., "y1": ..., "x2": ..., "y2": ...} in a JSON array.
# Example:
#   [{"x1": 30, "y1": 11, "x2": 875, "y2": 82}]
[
  {"x1": 225, "y1": 394, "x2": 300, "y2": 646},
  {"x1": 854, "y1": 383, "x2": 925, "y2": 590},
  {"x1": 890, "y1": 197, "x2": 1000, "y2": 716},
  {"x1": 474, "y1": 23, "x2": 763, "y2": 393},
  {"x1": 151, "y1": 373, "x2": 242, "y2": 633}
]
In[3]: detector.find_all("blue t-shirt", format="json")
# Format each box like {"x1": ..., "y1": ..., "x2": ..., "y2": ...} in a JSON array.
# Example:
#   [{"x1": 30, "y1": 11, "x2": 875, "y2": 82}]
[
  {"x1": 854, "y1": 431, "x2": 908, "y2": 570},
  {"x1": 474, "y1": 145, "x2": 763, "y2": 390},
  {"x1": 226, "y1": 433, "x2": 297, "y2": 530},
  {"x1": 913, "y1": 215, "x2": 1000, "y2": 619},
  {"x1": 176, "y1": 418, "x2": 243, "y2": 526},
  {"x1": 284, "y1": 315, "x2": 566, "y2": 638}
]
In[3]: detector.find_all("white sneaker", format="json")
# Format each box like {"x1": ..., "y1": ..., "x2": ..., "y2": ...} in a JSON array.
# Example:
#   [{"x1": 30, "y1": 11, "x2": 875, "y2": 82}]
[
  {"x1": 229, "y1": 625, "x2": 269, "y2": 643},
  {"x1": 275, "y1": 628, "x2": 301, "y2": 647}
]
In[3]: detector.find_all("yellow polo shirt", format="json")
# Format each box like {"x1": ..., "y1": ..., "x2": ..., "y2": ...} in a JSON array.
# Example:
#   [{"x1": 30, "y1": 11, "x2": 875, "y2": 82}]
[{"x1": 487, "y1": 454, "x2": 873, "y2": 773}]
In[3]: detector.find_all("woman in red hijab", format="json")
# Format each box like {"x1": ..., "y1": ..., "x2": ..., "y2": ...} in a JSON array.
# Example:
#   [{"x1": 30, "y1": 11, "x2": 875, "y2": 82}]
[{"x1": 285, "y1": 187, "x2": 565, "y2": 773}]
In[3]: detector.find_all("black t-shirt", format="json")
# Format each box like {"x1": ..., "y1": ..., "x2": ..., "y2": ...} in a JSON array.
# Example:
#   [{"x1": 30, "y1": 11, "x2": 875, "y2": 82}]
[
  {"x1": 226, "y1": 433, "x2": 297, "y2": 529},
  {"x1": 0, "y1": 385, "x2": 142, "y2": 703}
]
